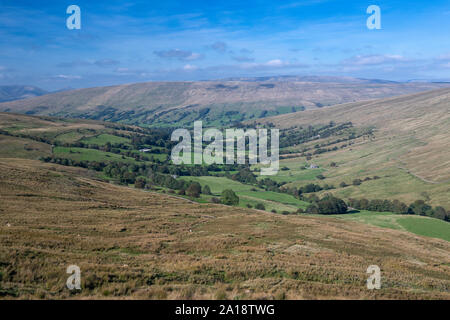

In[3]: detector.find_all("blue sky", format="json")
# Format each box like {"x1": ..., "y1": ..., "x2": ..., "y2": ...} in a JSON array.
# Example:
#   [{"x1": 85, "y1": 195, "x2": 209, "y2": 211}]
[{"x1": 0, "y1": 0, "x2": 449, "y2": 90}]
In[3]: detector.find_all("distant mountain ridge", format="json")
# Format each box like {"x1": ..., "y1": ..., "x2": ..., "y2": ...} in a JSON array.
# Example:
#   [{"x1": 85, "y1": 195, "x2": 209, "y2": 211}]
[
  {"x1": 220, "y1": 75, "x2": 398, "y2": 83},
  {"x1": 0, "y1": 85, "x2": 48, "y2": 103},
  {"x1": 0, "y1": 78, "x2": 449, "y2": 127}
]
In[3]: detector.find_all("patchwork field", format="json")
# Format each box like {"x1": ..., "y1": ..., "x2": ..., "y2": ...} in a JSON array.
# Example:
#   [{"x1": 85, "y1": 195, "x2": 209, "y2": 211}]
[
  {"x1": 257, "y1": 88, "x2": 450, "y2": 208},
  {"x1": 180, "y1": 176, "x2": 310, "y2": 213},
  {"x1": 0, "y1": 88, "x2": 449, "y2": 301}
]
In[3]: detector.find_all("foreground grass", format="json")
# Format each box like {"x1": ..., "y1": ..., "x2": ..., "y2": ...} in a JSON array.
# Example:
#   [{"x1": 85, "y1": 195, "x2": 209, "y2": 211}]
[{"x1": 1, "y1": 159, "x2": 449, "y2": 299}]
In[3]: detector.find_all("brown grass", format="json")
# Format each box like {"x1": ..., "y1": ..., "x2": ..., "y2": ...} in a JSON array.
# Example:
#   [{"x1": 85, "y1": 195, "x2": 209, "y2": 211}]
[{"x1": 0, "y1": 159, "x2": 449, "y2": 299}]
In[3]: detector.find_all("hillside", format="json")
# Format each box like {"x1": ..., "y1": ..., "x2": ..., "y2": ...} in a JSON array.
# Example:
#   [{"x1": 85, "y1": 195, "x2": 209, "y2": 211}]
[
  {"x1": 0, "y1": 79, "x2": 448, "y2": 127},
  {"x1": 0, "y1": 85, "x2": 47, "y2": 103},
  {"x1": 254, "y1": 88, "x2": 450, "y2": 206},
  {"x1": 0, "y1": 158, "x2": 449, "y2": 299}
]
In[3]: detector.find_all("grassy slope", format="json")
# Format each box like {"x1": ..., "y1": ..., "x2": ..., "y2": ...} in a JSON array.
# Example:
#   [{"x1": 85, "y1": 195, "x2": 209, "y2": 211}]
[
  {"x1": 53, "y1": 147, "x2": 135, "y2": 163},
  {"x1": 0, "y1": 158, "x2": 449, "y2": 299},
  {"x1": 0, "y1": 81, "x2": 449, "y2": 127},
  {"x1": 1, "y1": 112, "x2": 448, "y2": 240},
  {"x1": 181, "y1": 176, "x2": 309, "y2": 212},
  {"x1": 314, "y1": 211, "x2": 450, "y2": 242},
  {"x1": 256, "y1": 88, "x2": 450, "y2": 207},
  {"x1": 80, "y1": 133, "x2": 131, "y2": 146}
]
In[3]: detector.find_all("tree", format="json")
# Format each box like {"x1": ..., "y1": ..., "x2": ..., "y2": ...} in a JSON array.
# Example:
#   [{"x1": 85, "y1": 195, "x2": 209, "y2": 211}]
[
  {"x1": 255, "y1": 203, "x2": 265, "y2": 210},
  {"x1": 359, "y1": 198, "x2": 369, "y2": 210},
  {"x1": 432, "y1": 206, "x2": 448, "y2": 221},
  {"x1": 352, "y1": 179, "x2": 362, "y2": 186},
  {"x1": 315, "y1": 195, "x2": 348, "y2": 214},
  {"x1": 306, "y1": 205, "x2": 319, "y2": 214},
  {"x1": 408, "y1": 200, "x2": 432, "y2": 216},
  {"x1": 202, "y1": 185, "x2": 212, "y2": 195},
  {"x1": 221, "y1": 189, "x2": 239, "y2": 206},
  {"x1": 392, "y1": 200, "x2": 408, "y2": 214},
  {"x1": 134, "y1": 177, "x2": 146, "y2": 189},
  {"x1": 339, "y1": 182, "x2": 348, "y2": 188},
  {"x1": 186, "y1": 182, "x2": 201, "y2": 198}
]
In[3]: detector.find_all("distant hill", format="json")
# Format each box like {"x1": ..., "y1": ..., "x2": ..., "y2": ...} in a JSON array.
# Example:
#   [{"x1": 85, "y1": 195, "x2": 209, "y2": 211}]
[
  {"x1": 0, "y1": 78, "x2": 448, "y2": 127},
  {"x1": 221, "y1": 75, "x2": 398, "y2": 83},
  {"x1": 0, "y1": 85, "x2": 48, "y2": 103},
  {"x1": 255, "y1": 88, "x2": 450, "y2": 205}
]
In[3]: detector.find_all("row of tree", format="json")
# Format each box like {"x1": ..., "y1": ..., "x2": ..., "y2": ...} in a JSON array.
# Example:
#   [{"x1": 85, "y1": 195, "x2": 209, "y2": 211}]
[
  {"x1": 348, "y1": 198, "x2": 449, "y2": 221},
  {"x1": 304, "y1": 194, "x2": 348, "y2": 215}
]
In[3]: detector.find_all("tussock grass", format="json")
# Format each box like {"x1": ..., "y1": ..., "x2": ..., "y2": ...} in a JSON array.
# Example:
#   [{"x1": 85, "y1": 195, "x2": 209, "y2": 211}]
[{"x1": 0, "y1": 159, "x2": 449, "y2": 299}]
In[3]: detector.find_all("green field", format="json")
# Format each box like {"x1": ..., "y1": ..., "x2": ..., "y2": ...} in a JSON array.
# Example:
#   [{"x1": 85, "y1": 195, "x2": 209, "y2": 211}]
[
  {"x1": 53, "y1": 147, "x2": 135, "y2": 163},
  {"x1": 54, "y1": 131, "x2": 89, "y2": 143},
  {"x1": 320, "y1": 210, "x2": 450, "y2": 242},
  {"x1": 397, "y1": 217, "x2": 450, "y2": 242},
  {"x1": 258, "y1": 166, "x2": 325, "y2": 183},
  {"x1": 80, "y1": 134, "x2": 131, "y2": 146},
  {"x1": 180, "y1": 176, "x2": 309, "y2": 212}
]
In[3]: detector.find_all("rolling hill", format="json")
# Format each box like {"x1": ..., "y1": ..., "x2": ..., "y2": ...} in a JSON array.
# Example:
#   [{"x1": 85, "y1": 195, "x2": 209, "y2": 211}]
[
  {"x1": 0, "y1": 78, "x2": 448, "y2": 127},
  {"x1": 0, "y1": 157, "x2": 449, "y2": 299},
  {"x1": 255, "y1": 88, "x2": 450, "y2": 207},
  {"x1": 0, "y1": 109, "x2": 449, "y2": 299},
  {"x1": 0, "y1": 85, "x2": 47, "y2": 103}
]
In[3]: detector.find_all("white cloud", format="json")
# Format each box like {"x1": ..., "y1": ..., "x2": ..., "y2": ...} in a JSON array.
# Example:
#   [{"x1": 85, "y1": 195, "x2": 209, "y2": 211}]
[
  {"x1": 265, "y1": 59, "x2": 284, "y2": 67},
  {"x1": 183, "y1": 64, "x2": 198, "y2": 71},
  {"x1": 53, "y1": 75, "x2": 82, "y2": 80},
  {"x1": 184, "y1": 53, "x2": 203, "y2": 61},
  {"x1": 239, "y1": 59, "x2": 307, "y2": 70},
  {"x1": 154, "y1": 49, "x2": 203, "y2": 61},
  {"x1": 343, "y1": 54, "x2": 406, "y2": 66},
  {"x1": 437, "y1": 53, "x2": 450, "y2": 61}
]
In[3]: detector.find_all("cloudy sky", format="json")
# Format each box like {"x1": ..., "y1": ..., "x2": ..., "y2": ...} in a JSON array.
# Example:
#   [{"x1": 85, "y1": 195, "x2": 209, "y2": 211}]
[{"x1": 0, "y1": 0, "x2": 449, "y2": 90}]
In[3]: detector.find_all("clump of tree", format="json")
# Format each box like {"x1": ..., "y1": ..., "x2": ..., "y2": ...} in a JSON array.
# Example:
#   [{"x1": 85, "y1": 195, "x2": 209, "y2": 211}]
[
  {"x1": 297, "y1": 183, "x2": 323, "y2": 195},
  {"x1": 202, "y1": 185, "x2": 212, "y2": 195},
  {"x1": 348, "y1": 198, "x2": 449, "y2": 222},
  {"x1": 306, "y1": 194, "x2": 348, "y2": 215},
  {"x1": 231, "y1": 168, "x2": 257, "y2": 184},
  {"x1": 221, "y1": 189, "x2": 239, "y2": 206},
  {"x1": 134, "y1": 177, "x2": 146, "y2": 189},
  {"x1": 255, "y1": 203, "x2": 266, "y2": 210},
  {"x1": 186, "y1": 182, "x2": 202, "y2": 198},
  {"x1": 210, "y1": 197, "x2": 221, "y2": 204}
]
